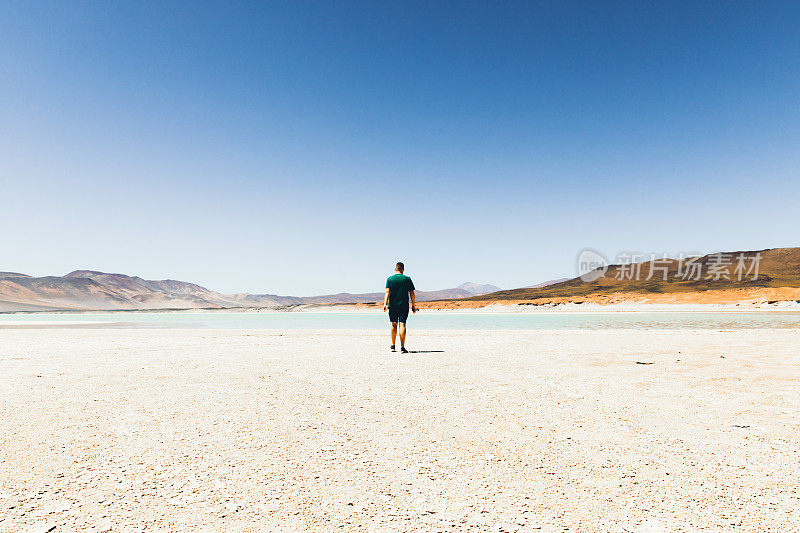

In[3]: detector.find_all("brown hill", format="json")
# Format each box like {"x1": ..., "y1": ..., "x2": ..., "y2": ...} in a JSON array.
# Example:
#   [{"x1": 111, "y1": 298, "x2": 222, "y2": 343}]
[
  {"x1": 0, "y1": 270, "x2": 497, "y2": 311},
  {"x1": 0, "y1": 271, "x2": 241, "y2": 311},
  {"x1": 462, "y1": 247, "x2": 800, "y2": 305}
]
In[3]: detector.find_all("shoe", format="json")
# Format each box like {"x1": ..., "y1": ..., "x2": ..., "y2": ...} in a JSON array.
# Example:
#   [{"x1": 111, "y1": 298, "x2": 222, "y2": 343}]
[
  {"x1": 400, "y1": 347, "x2": 408, "y2": 354},
  {"x1": 390, "y1": 345, "x2": 396, "y2": 352}
]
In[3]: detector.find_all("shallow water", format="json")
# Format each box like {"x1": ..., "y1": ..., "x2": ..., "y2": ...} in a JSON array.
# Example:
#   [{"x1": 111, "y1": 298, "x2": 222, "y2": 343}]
[{"x1": 2, "y1": 310, "x2": 800, "y2": 330}]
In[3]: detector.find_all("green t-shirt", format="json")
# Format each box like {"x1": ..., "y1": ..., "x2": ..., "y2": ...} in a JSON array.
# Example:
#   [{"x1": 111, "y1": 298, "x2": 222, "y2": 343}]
[{"x1": 386, "y1": 274, "x2": 415, "y2": 308}]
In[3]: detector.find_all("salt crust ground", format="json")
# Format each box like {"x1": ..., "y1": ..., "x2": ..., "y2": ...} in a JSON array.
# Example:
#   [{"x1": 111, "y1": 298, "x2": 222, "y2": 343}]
[{"x1": 1, "y1": 328, "x2": 799, "y2": 532}]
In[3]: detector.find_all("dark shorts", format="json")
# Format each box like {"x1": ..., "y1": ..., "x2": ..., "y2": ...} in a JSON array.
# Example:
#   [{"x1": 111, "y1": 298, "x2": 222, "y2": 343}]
[{"x1": 389, "y1": 305, "x2": 409, "y2": 323}]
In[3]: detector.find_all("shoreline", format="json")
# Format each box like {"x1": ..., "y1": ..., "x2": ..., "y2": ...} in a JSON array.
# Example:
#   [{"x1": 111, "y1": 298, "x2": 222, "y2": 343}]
[
  {"x1": 4, "y1": 300, "x2": 800, "y2": 315},
  {"x1": 5, "y1": 286, "x2": 800, "y2": 315}
]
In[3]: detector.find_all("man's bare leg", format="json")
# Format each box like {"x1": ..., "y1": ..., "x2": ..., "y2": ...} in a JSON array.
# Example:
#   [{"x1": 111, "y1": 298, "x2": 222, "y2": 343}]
[
  {"x1": 390, "y1": 321, "x2": 398, "y2": 348},
  {"x1": 399, "y1": 322, "x2": 407, "y2": 349}
]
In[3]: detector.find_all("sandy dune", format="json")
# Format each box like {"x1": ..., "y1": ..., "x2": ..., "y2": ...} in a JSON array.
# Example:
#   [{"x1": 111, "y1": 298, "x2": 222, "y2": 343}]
[{"x1": 1, "y1": 328, "x2": 799, "y2": 532}]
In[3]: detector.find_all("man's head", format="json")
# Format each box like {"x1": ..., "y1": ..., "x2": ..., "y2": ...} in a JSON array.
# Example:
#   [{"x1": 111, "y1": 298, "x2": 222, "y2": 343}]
[{"x1": 395, "y1": 262, "x2": 404, "y2": 273}]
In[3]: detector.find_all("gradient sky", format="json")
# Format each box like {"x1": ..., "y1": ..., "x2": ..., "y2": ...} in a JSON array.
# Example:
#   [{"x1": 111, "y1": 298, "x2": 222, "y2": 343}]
[{"x1": 1, "y1": 1, "x2": 799, "y2": 295}]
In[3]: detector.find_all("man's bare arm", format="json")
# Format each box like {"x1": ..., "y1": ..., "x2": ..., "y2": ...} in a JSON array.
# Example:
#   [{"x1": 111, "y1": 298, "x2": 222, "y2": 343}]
[
  {"x1": 410, "y1": 290, "x2": 417, "y2": 313},
  {"x1": 383, "y1": 288, "x2": 390, "y2": 312}
]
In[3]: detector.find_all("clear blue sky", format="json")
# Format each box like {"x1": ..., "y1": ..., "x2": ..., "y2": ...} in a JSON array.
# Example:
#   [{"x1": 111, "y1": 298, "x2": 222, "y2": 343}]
[{"x1": 1, "y1": 1, "x2": 798, "y2": 295}]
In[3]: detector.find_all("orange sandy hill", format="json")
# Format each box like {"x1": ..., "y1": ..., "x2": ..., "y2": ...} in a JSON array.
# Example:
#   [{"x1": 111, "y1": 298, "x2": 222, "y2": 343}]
[{"x1": 417, "y1": 247, "x2": 800, "y2": 309}]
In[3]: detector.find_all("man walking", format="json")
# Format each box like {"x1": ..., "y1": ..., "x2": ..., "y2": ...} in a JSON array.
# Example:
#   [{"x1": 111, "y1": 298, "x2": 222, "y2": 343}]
[{"x1": 383, "y1": 262, "x2": 417, "y2": 353}]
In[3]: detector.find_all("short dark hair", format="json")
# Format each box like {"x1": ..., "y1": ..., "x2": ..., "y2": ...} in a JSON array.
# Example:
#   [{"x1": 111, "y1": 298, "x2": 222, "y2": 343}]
[{"x1": 395, "y1": 262, "x2": 404, "y2": 272}]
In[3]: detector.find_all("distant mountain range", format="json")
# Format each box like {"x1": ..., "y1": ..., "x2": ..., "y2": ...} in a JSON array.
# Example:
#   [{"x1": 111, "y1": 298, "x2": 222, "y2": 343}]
[
  {"x1": 456, "y1": 282, "x2": 502, "y2": 295},
  {"x1": 10, "y1": 247, "x2": 792, "y2": 312},
  {"x1": 0, "y1": 270, "x2": 502, "y2": 312},
  {"x1": 525, "y1": 278, "x2": 570, "y2": 289}
]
